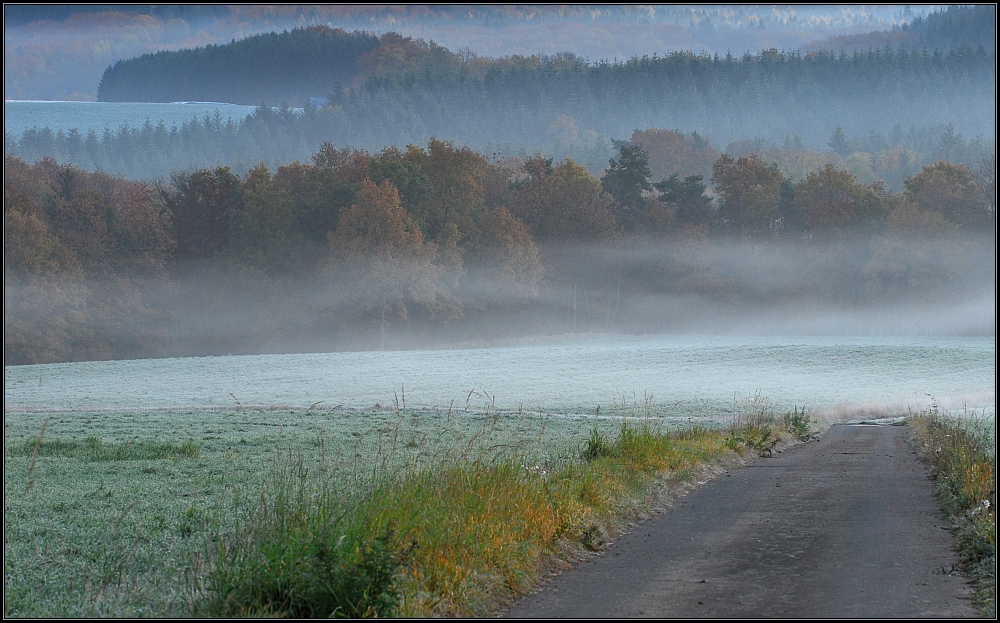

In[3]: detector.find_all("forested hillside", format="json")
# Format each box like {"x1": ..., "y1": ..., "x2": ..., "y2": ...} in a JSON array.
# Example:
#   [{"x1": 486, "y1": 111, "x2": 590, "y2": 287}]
[
  {"x1": 803, "y1": 5, "x2": 996, "y2": 53},
  {"x1": 97, "y1": 27, "x2": 380, "y2": 105},
  {"x1": 96, "y1": 27, "x2": 994, "y2": 145}
]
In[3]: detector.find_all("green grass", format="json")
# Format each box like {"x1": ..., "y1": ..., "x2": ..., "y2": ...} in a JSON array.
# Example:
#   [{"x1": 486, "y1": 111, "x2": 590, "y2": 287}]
[
  {"x1": 9, "y1": 435, "x2": 200, "y2": 462},
  {"x1": 909, "y1": 407, "x2": 996, "y2": 618},
  {"x1": 5, "y1": 395, "x2": 801, "y2": 618}
]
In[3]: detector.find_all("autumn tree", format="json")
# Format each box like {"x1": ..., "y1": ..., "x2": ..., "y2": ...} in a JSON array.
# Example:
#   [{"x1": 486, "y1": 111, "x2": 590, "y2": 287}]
[
  {"x1": 711, "y1": 153, "x2": 784, "y2": 237},
  {"x1": 5, "y1": 158, "x2": 173, "y2": 362},
  {"x1": 465, "y1": 206, "x2": 543, "y2": 308},
  {"x1": 793, "y1": 164, "x2": 887, "y2": 235},
  {"x1": 631, "y1": 129, "x2": 718, "y2": 181},
  {"x1": 403, "y1": 138, "x2": 487, "y2": 241},
  {"x1": 326, "y1": 180, "x2": 441, "y2": 342},
  {"x1": 4, "y1": 193, "x2": 89, "y2": 363},
  {"x1": 973, "y1": 153, "x2": 996, "y2": 226},
  {"x1": 863, "y1": 196, "x2": 974, "y2": 302},
  {"x1": 903, "y1": 161, "x2": 991, "y2": 230},
  {"x1": 508, "y1": 156, "x2": 617, "y2": 243}
]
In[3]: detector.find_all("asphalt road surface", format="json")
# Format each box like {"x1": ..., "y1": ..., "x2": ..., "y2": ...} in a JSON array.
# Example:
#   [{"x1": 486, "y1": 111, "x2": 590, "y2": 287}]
[{"x1": 504, "y1": 424, "x2": 977, "y2": 618}]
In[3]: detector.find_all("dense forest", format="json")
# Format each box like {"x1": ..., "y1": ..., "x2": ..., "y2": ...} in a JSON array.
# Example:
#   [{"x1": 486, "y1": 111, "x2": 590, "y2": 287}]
[
  {"x1": 6, "y1": 139, "x2": 994, "y2": 364},
  {"x1": 94, "y1": 26, "x2": 994, "y2": 147},
  {"x1": 97, "y1": 27, "x2": 381, "y2": 105},
  {"x1": 5, "y1": 106, "x2": 993, "y2": 193}
]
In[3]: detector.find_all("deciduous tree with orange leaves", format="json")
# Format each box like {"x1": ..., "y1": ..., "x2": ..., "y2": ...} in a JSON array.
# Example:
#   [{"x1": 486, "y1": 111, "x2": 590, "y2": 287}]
[{"x1": 326, "y1": 179, "x2": 441, "y2": 340}]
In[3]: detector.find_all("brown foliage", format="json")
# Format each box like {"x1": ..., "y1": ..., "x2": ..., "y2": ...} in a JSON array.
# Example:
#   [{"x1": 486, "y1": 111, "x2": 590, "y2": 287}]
[
  {"x1": 903, "y1": 161, "x2": 991, "y2": 230},
  {"x1": 327, "y1": 180, "x2": 441, "y2": 328},
  {"x1": 4, "y1": 157, "x2": 173, "y2": 363},
  {"x1": 631, "y1": 128, "x2": 717, "y2": 182},
  {"x1": 711, "y1": 153, "x2": 784, "y2": 237},
  {"x1": 466, "y1": 207, "x2": 543, "y2": 307},
  {"x1": 508, "y1": 158, "x2": 616, "y2": 242},
  {"x1": 794, "y1": 164, "x2": 887, "y2": 234}
]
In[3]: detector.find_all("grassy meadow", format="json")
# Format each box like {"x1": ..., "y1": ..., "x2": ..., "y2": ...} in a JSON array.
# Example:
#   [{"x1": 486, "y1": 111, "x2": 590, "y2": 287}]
[{"x1": 5, "y1": 391, "x2": 806, "y2": 617}]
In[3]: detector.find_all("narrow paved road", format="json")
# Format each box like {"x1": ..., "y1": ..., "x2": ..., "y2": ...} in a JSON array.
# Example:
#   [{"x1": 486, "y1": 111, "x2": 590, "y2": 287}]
[{"x1": 504, "y1": 424, "x2": 977, "y2": 618}]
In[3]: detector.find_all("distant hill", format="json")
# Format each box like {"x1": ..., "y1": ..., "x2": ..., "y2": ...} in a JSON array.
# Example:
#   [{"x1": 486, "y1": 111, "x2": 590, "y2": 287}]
[
  {"x1": 97, "y1": 26, "x2": 380, "y2": 105},
  {"x1": 7, "y1": 5, "x2": 924, "y2": 101},
  {"x1": 802, "y1": 5, "x2": 995, "y2": 54}
]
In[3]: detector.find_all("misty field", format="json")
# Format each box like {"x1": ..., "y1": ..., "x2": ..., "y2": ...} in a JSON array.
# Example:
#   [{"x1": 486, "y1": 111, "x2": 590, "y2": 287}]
[{"x1": 4, "y1": 335, "x2": 995, "y2": 616}]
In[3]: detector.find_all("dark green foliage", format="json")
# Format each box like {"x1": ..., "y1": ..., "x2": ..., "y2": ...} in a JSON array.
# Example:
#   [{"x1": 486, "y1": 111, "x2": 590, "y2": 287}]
[
  {"x1": 210, "y1": 525, "x2": 414, "y2": 618},
  {"x1": 828, "y1": 126, "x2": 849, "y2": 157},
  {"x1": 582, "y1": 426, "x2": 613, "y2": 461},
  {"x1": 900, "y1": 5, "x2": 996, "y2": 51},
  {"x1": 11, "y1": 41, "x2": 996, "y2": 182},
  {"x1": 160, "y1": 167, "x2": 243, "y2": 259},
  {"x1": 98, "y1": 27, "x2": 380, "y2": 106},
  {"x1": 602, "y1": 144, "x2": 652, "y2": 231},
  {"x1": 654, "y1": 173, "x2": 713, "y2": 225},
  {"x1": 781, "y1": 408, "x2": 816, "y2": 442}
]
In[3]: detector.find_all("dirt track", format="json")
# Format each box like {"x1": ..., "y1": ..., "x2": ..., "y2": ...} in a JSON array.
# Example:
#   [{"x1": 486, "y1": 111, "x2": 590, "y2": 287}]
[{"x1": 503, "y1": 424, "x2": 977, "y2": 618}]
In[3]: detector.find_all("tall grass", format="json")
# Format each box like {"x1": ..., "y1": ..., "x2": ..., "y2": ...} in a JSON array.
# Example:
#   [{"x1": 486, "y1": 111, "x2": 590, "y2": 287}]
[
  {"x1": 206, "y1": 394, "x2": 802, "y2": 617},
  {"x1": 910, "y1": 407, "x2": 996, "y2": 618},
  {"x1": 725, "y1": 391, "x2": 816, "y2": 456}
]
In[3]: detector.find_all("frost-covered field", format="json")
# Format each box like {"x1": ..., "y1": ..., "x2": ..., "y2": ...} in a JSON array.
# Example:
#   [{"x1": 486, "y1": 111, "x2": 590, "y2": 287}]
[
  {"x1": 4, "y1": 100, "x2": 259, "y2": 137},
  {"x1": 6, "y1": 335, "x2": 995, "y2": 419}
]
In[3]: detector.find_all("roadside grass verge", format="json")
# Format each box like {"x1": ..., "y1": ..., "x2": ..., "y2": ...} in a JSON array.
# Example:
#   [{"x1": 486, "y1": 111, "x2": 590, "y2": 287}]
[
  {"x1": 910, "y1": 408, "x2": 996, "y2": 618},
  {"x1": 206, "y1": 396, "x2": 810, "y2": 618}
]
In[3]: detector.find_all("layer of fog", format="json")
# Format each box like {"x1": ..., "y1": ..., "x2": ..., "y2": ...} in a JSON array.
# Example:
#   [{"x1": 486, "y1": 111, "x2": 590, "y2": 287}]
[{"x1": 5, "y1": 236, "x2": 995, "y2": 363}]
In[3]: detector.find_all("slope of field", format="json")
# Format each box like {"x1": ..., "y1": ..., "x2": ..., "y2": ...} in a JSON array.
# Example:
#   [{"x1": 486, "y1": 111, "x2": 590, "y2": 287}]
[{"x1": 6, "y1": 336, "x2": 995, "y2": 417}]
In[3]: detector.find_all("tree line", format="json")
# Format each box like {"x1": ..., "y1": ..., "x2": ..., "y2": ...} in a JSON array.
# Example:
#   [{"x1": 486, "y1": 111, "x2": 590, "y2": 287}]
[
  {"x1": 5, "y1": 139, "x2": 994, "y2": 364},
  {"x1": 6, "y1": 104, "x2": 993, "y2": 193}
]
